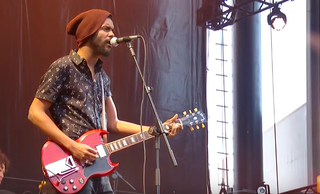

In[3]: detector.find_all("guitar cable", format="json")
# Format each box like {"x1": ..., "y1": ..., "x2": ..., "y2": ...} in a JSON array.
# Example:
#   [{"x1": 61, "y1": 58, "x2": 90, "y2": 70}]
[
  {"x1": 37, "y1": 168, "x2": 66, "y2": 194},
  {"x1": 37, "y1": 168, "x2": 46, "y2": 194}
]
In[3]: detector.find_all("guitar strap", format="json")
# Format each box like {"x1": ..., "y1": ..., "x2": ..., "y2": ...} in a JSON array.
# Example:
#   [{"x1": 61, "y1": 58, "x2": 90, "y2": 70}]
[{"x1": 100, "y1": 74, "x2": 107, "y2": 131}]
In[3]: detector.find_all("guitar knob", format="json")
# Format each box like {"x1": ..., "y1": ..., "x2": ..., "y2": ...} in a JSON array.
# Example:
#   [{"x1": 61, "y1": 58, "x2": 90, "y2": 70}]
[
  {"x1": 61, "y1": 179, "x2": 66, "y2": 184},
  {"x1": 69, "y1": 179, "x2": 74, "y2": 184},
  {"x1": 63, "y1": 186, "x2": 68, "y2": 191},
  {"x1": 72, "y1": 185, "x2": 77, "y2": 190},
  {"x1": 79, "y1": 178, "x2": 85, "y2": 184}
]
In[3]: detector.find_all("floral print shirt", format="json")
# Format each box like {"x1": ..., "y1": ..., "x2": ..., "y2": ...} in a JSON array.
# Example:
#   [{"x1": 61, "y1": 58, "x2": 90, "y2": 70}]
[{"x1": 35, "y1": 50, "x2": 112, "y2": 140}]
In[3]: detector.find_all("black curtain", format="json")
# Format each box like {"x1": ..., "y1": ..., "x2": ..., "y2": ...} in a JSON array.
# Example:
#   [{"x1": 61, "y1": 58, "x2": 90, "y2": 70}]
[{"x1": 0, "y1": 1, "x2": 207, "y2": 194}]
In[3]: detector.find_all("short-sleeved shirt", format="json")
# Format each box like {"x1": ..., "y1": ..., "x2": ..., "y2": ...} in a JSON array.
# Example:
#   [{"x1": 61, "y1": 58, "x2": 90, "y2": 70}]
[{"x1": 35, "y1": 50, "x2": 112, "y2": 140}]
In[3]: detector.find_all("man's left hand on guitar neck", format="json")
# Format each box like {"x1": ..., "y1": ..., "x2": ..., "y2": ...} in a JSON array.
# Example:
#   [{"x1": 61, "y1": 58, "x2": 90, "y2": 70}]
[{"x1": 162, "y1": 114, "x2": 183, "y2": 137}]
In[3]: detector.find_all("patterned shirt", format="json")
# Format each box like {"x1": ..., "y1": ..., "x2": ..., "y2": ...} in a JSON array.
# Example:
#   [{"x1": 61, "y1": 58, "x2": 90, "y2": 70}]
[{"x1": 35, "y1": 50, "x2": 112, "y2": 140}]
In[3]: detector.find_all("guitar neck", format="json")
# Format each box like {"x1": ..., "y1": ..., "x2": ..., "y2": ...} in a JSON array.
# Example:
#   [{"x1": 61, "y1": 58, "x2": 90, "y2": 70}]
[
  {"x1": 104, "y1": 110, "x2": 206, "y2": 154},
  {"x1": 105, "y1": 130, "x2": 154, "y2": 154}
]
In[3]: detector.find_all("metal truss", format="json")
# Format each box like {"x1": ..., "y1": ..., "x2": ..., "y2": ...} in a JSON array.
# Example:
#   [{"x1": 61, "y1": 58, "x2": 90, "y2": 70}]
[
  {"x1": 281, "y1": 184, "x2": 318, "y2": 194},
  {"x1": 197, "y1": 0, "x2": 292, "y2": 30}
]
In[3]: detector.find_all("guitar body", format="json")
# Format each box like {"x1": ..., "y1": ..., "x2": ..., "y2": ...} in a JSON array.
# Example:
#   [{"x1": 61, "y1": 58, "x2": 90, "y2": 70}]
[{"x1": 41, "y1": 129, "x2": 118, "y2": 194}]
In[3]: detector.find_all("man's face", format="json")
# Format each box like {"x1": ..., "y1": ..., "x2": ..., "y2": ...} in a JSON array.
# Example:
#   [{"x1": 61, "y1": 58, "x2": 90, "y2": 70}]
[
  {"x1": 90, "y1": 17, "x2": 115, "y2": 57},
  {"x1": 0, "y1": 163, "x2": 5, "y2": 185}
]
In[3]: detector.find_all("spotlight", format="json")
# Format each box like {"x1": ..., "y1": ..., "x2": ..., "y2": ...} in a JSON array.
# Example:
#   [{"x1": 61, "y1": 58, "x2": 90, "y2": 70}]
[
  {"x1": 257, "y1": 186, "x2": 266, "y2": 194},
  {"x1": 267, "y1": 4, "x2": 287, "y2": 31},
  {"x1": 256, "y1": 183, "x2": 270, "y2": 194}
]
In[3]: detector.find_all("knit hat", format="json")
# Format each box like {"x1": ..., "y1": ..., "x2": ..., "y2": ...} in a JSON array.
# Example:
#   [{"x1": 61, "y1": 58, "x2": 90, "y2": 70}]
[{"x1": 66, "y1": 9, "x2": 112, "y2": 47}]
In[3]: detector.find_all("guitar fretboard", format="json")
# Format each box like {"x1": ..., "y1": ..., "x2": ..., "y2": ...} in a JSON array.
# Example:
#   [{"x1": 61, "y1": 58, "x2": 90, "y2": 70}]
[
  {"x1": 104, "y1": 111, "x2": 206, "y2": 154},
  {"x1": 105, "y1": 130, "x2": 154, "y2": 154}
]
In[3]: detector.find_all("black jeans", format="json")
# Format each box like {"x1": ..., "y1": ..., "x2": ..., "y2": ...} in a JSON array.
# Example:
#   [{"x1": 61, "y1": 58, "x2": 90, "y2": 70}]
[{"x1": 77, "y1": 176, "x2": 113, "y2": 194}]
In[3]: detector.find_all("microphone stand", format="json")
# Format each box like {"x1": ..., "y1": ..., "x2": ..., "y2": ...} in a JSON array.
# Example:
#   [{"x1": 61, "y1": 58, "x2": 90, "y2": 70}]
[
  {"x1": 125, "y1": 40, "x2": 178, "y2": 194},
  {"x1": 112, "y1": 171, "x2": 136, "y2": 192}
]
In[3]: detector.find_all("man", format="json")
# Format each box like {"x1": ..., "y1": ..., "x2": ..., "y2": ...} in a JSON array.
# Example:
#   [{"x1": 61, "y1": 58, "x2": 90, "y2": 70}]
[
  {"x1": 0, "y1": 150, "x2": 10, "y2": 187},
  {"x1": 0, "y1": 150, "x2": 15, "y2": 194},
  {"x1": 28, "y1": 9, "x2": 181, "y2": 194}
]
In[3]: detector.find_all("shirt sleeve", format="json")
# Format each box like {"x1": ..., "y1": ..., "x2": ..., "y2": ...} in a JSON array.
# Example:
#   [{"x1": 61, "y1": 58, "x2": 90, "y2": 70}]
[{"x1": 35, "y1": 61, "x2": 69, "y2": 102}]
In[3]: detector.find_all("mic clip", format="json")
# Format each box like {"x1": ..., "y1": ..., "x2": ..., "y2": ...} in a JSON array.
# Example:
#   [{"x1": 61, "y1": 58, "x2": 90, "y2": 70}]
[{"x1": 148, "y1": 126, "x2": 169, "y2": 137}]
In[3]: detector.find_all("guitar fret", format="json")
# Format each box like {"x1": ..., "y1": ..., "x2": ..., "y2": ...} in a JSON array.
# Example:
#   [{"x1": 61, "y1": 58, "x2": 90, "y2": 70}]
[
  {"x1": 110, "y1": 144, "x2": 114, "y2": 151},
  {"x1": 136, "y1": 134, "x2": 141, "y2": 141},
  {"x1": 117, "y1": 141, "x2": 122, "y2": 148},
  {"x1": 122, "y1": 139, "x2": 127, "y2": 146},
  {"x1": 130, "y1": 136, "x2": 135, "y2": 143},
  {"x1": 105, "y1": 145, "x2": 110, "y2": 153},
  {"x1": 113, "y1": 143, "x2": 118, "y2": 150}
]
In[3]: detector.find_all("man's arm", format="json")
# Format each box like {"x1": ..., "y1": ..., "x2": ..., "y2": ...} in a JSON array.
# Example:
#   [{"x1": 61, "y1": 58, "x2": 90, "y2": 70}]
[
  {"x1": 28, "y1": 98, "x2": 98, "y2": 164},
  {"x1": 105, "y1": 96, "x2": 181, "y2": 137},
  {"x1": 105, "y1": 96, "x2": 149, "y2": 134}
]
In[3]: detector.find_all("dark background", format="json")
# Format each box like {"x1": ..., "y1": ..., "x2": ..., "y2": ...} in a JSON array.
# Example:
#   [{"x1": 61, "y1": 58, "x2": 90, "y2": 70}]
[{"x1": 0, "y1": 0, "x2": 207, "y2": 194}]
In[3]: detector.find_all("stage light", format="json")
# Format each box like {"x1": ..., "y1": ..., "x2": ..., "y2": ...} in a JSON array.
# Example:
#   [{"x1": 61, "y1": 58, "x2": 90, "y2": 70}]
[{"x1": 267, "y1": 4, "x2": 287, "y2": 31}]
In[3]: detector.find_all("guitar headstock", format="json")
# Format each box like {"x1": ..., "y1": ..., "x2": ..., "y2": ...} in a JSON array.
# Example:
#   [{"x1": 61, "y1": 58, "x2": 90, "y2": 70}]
[{"x1": 178, "y1": 108, "x2": 207, "y2": 131}]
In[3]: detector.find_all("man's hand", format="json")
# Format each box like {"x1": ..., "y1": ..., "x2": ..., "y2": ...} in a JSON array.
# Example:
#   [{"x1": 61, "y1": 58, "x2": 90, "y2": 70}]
[
  {"x1": 69, "y1": 142, "x2": 98, "y2": 165},
  {"x1": 163, "y1": 114, "x2": 182, "y2": 137}
]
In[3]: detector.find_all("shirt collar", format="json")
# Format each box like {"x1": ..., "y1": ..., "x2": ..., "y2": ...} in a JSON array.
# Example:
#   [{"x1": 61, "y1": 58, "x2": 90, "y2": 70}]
[{"x1": 69, "y1": 49, "x2": 103, "y2": 72}]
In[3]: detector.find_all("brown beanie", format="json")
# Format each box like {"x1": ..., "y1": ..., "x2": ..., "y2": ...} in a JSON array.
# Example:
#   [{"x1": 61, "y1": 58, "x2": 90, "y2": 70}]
[{"x1": 66, "y1": 9, "x2": 112, "y2": 47}]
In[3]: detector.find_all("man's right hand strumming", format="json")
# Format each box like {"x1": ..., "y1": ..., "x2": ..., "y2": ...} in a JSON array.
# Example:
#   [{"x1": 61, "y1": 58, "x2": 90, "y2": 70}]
[{"x1": 69, "y1": 142, "x2": 98, "y2": 165}]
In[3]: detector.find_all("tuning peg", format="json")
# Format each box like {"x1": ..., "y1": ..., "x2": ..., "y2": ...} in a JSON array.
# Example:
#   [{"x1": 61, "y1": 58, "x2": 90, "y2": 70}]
[
  {"x1": 189, "y1": 110, "x2": 192, "y2": 114},
  {"x1": 201, "y1": 123, "x2": 205, "y2": 128},
  {"x1": 183, "y1": 111, "x2": 187, "y2": 115},
  {"x1": 196, "y1": 125, "x2": 200, "y2": 129},
  {"x1": 190, "y1": 126, "x2": 194, "y2": 131},
  {"x1": 194, "y1": 108, "x2": 198, "y2": 112}
]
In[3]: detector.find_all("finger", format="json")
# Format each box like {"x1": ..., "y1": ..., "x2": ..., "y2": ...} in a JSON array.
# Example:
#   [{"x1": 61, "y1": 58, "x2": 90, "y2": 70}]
[
  {"x1": 86, "y1": 152, "x2": 98, "y2": 160},
  {"x1": 165, "y1": 114, "x2": 178, "y2": 123},
  {"x1": 172, "y1": 114, "x2": 178, "y2": 120},
  {"x1": 169, "y1": 114, "x2": 178, "y2": 122},
  {"x1": 175, "y1": 122, "x2": 182, "y2": 129},
  {"x1": 87, "y1": 146, "x2": 98, "y2": 154},
  {"x1": 82, "y1": 159, "x2": 93, "y2": 166},
  {"x1": 85, "y1": 145, "x2": 98, "y2": 158},
  {"x1": 169, "y1": 131, "x2": 176, "y2": 137}
]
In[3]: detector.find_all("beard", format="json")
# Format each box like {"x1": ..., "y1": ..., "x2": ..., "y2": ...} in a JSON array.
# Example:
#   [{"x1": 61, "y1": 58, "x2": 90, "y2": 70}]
[{"x1": 90, "y1": 35, "x2": 112, "y2": 57}]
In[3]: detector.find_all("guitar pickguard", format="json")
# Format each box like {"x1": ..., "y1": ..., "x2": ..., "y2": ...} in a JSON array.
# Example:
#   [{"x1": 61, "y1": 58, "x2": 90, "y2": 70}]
[
  {"x1": 83, "y1": 144, "x2": 113, "y2": 178},
  {"x1": 45, "y1": 155, "x2": 78, "y2": 178}
]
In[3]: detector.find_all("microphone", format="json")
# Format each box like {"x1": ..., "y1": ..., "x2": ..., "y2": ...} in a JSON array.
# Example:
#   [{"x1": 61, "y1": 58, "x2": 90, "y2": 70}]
[{"x1": 110, "y1": 35, "x2": 140, "y2": 47}]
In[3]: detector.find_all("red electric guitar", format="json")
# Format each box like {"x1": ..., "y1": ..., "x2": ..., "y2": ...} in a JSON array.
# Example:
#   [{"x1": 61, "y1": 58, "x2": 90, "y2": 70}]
[{"x1": 41, "y1": 109, "x2": 206, "y2": 193}]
